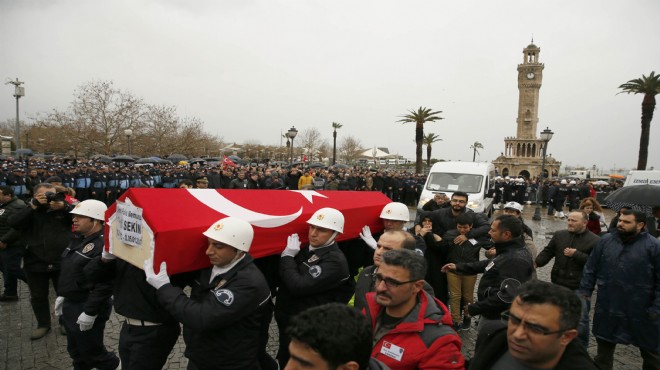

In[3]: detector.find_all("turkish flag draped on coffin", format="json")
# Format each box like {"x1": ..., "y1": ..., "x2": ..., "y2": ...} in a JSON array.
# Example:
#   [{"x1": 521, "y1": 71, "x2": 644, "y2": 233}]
[{"x1": 105, "y1": 189, "x2": 390, "y2": 275}]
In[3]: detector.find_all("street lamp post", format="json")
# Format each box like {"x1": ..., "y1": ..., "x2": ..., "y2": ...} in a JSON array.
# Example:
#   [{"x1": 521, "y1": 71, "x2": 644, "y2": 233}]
[
  {"x1": 532, "y1": 127, "x2": 554, "y2": 221},
  {"x1": 124, "y1": 129, "x2": 133, "y2": 155},
  {"x1": 6, "y1": 78, "x2": 25, "y2": 155},
  {"x1": 287, "y1": 126, "x2": 298, "y2": 166}
]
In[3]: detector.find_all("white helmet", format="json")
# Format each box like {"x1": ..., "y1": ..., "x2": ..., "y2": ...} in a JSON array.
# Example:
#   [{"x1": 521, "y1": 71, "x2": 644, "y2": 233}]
[
  {"x1": 569, "y1": 180, "x2": 576, "y2": 185},
  {"x1": 504, "y1": 201, "x2": 523, "y2": 213},
  {"x1": 70, "y1": 199, "x2": 107, "y2": 221},
  {"x1": 561, "y1": 179, "x2": 568, "y2": 185},
  {"x1": 380, "y1": 202, "x2": 409, "y2": 222},
  {"x1": 203, "y1": 217, "x2": 254, "y2": 252},
  {"x1": 307, "y1": 207, "x2": 344, "y2": 233}
]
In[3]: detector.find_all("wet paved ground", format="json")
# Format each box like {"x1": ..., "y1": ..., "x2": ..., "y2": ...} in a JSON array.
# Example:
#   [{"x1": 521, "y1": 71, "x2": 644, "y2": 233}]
[{"x1": 0, "y1": 205, "x2": 644, "y2": 369}]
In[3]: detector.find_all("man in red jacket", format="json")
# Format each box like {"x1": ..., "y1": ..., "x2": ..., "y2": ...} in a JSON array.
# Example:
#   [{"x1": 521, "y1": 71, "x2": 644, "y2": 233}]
[{"x1": 362, "y1": 249, "x2": 464, "y2": 370}]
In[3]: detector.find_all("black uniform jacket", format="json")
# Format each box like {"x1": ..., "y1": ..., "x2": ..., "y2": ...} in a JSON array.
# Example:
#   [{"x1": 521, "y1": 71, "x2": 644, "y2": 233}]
[
  {"x1": 276, "y1": 242, "x2": 355, "y2": 317},
  {"x1": 457, "y1": 237, "x2": 534, "y2": 319},
  {"x1": 84, "y1": 256, "x2": 179, "y2": 324},
  {"x1": 58, "y1": 230, "x2": 113, "y2": 316},
  {"x1": 157, "y1": 254, "x2": 272, "y2": 370}
]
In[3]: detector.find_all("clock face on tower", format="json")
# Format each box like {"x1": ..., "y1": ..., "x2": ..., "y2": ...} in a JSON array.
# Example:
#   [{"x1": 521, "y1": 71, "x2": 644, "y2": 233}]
[{"x1": 526, "y1": 72, "x2": 535, "y2": 80}]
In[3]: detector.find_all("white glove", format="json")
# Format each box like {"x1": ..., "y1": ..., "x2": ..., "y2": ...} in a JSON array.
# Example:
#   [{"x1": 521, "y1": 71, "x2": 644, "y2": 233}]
[
  {"x1": 76, "y1": 312, "x2": 97, "y2": 332},
  {"x1": 281, "y1": 233, "x2": 301, "y2": 257},
  {"x1": 54, "y1": 296, "x2": 64, "y2": 316},
  {"x1": 101, "y1": 250, "x2": 116, "y2": 261},
  {"x1": 143, "y1": 258, "x2": 170, "y2": 290},
  {"x1": 359, "y1": 226, "x2": 378, "y2": 250}
]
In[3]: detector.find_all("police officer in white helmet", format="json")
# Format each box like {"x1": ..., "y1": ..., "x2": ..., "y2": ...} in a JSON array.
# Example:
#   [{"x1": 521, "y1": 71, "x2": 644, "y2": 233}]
[
  {"x1": 275, "y1": 207, "x2": 355, "y2": 368},
  {"x1": 144, "y1": 217, "x2": 273, "y2": 370},
  {"x1": 56, "y1": 199, "x2": 120, "y2": 370}
]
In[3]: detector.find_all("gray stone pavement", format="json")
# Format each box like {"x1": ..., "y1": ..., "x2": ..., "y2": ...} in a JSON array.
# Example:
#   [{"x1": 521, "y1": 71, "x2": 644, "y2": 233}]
[{"x1": 0, "y1": 205, "x2": 645, "y2": 369}]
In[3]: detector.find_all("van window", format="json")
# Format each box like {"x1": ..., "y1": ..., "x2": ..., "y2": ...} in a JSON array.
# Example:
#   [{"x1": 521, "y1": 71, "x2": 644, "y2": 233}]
[{"x1": 426, "y1": 173, "x2": 484, "y2": 193}]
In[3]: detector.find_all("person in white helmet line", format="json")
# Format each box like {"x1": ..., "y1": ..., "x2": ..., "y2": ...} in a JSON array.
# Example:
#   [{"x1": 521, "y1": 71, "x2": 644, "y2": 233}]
[
  {"x1": 144, "y1": 216, "x2": 274, "y2": 370},
  {"x1": 55, "y1": 199, "x2": 120, "y2": 370},
  {"x1": 275, "y1": 207, "x2": 355, "y2": 368}
]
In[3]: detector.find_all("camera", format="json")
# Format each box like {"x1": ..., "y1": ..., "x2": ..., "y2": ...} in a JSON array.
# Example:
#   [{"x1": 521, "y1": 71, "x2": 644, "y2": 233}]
[{"x1": 45, "y1": 191, "x2": 66, "y2": 203}]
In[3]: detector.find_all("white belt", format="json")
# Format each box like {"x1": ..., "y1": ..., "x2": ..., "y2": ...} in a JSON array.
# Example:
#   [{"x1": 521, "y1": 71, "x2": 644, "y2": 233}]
[{"x1": 125, "y1": 317, "x2": 162, "y2": 326}]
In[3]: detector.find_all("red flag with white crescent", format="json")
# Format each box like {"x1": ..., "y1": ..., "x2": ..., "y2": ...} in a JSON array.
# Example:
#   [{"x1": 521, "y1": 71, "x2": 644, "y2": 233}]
[
  {"x1": 222, "y1": 155, "x2": 236, "y2": 168},
  {"x1": 105, "y1": 189, "x2": 390, "y2": 274}
]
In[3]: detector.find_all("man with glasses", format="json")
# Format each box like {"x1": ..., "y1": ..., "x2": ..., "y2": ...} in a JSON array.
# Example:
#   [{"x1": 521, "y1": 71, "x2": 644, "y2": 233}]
[
  {"x1": 362, "y1": 249, "x2": 464, "y2": 370},
  {"x1": 468, "y1": 280, "x2": 598, "y2": 370}
]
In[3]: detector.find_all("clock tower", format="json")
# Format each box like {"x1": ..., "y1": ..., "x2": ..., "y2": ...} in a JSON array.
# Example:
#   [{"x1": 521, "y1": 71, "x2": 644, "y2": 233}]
[
  {"x1": 492, "y1": 41, "x2": 560, "y2": 180},
  {"x1": 516, "y1": 43, "x2": 544, "y2": 139}
]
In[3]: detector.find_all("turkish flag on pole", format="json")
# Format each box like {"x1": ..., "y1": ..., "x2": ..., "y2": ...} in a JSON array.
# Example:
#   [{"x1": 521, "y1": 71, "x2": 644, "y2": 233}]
[
  {"x1": 105, "y1": 189, "x2": 390, "y2": 274},
  {"x1": 222, "y1": 155, "x2": 236, "y2": 168},
  {"x1": 303, "y1": 155, "x2": 308, "y2": 161}
]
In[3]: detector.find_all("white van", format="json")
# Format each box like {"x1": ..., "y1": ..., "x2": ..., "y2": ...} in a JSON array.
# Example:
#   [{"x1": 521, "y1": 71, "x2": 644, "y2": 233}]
[
  {"x1": 417, "y1": 161, "x2": 496, "y2": 216},
  {"x1": 623, "y1": 170, "x2": 660, "y2": 186}
]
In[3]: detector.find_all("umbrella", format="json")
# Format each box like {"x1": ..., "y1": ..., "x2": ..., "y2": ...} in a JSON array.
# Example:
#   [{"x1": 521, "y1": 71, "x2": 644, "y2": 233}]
[
  {"x1": 95, "y1": 155, "x2": 113, "y2": 163},
  {"x1": 112, "y1": 155, "x2": 136, "y2": 163},
  {"x1": 309, "y1": 162, "x2": 325, "y2": 169},
  {"x1": 592, "y1": 180, "x2": 609, "y2": 186},
  {"x1": 334, "y1": 164, "x2": 349, "y2": 169},
  {"x1": 167, "y1": 153, "x2": 188, "y2": 161},
  {"x1": 188, "y1": 157, "x2": 207, "y2": 164},
  {"x1": 604, "y1": 185, "x2": 660, "y2": 207},
  {"x1": 136, "y1": 157, "x2": 159, "y2": 164}
]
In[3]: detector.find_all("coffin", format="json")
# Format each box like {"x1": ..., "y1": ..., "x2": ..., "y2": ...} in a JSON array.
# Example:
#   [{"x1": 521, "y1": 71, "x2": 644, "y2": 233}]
[{"x1": 105, "y1": 189, "x2": 390, "y2": 274}]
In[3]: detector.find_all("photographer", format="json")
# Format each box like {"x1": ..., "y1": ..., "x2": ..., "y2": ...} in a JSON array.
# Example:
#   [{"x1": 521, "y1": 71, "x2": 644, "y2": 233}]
[{"x1": 8, "y1": 183, "x2": 73, "y2": 340}]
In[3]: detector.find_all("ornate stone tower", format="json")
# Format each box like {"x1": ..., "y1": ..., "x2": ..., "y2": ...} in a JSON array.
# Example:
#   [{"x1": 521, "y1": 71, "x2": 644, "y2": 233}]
[{"x1": 493, "y1": 42, "x2": 561, "y2": 179}]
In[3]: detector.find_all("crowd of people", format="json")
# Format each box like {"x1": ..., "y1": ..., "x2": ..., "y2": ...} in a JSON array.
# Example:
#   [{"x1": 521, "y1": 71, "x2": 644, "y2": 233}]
[{"x1": 0, "y1": 155, "x2": 658, "y2": 370}]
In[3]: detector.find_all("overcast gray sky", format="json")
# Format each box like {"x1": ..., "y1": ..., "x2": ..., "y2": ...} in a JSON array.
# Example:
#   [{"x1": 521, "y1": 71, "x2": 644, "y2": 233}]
[{"x1": 2, "y1": 0, "x2": 659, "y2": 171}]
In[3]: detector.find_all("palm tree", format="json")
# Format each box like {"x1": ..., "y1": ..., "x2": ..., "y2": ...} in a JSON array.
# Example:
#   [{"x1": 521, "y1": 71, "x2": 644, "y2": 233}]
[
  {"x1": 332, "y1": 122, "x2": 343, "y2": 165},
  {"x1": 398, "y1": 107, "x2": 444, "y2": 173},
  {"x1": 618, "y1": 71, "x2": 660, "y2": 170},
  {"x1": 422, "y1": 133, "x2": 442, "y2": 167},
  {"x1": 470, "y1": 141, "x2": 484, "y2": 162}
]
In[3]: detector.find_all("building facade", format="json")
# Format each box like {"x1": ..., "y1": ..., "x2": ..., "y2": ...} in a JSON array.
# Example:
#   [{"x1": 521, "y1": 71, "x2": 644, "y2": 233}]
[{"x1": 493, "y1": 42, "x2": 561, "y2": 179}]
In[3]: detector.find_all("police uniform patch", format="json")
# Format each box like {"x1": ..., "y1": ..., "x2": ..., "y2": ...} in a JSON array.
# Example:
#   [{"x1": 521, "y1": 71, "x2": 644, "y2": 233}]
[
  {"x1": 308, "y1": 265, "x2": 322, "y2": 278},
  {"x1": 214, "y1": 289, "x2": 234, "y2": 306},
  {"x1": 82, "y1": 243, "x2": 95, "y2": 254},
  {"x1": 308, "y1": 254, "x2": 319, "y2": 263},
  {"x1": 0, "y1": 209, "x2": 5, "y2": 216}
]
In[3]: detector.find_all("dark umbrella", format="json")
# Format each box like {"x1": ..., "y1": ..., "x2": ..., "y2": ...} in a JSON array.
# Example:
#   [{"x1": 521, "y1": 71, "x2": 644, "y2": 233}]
[
  {"x1": 604, "y1": 185, "x2": 660, "y2": 207},
  {"x1": 112, "y1": 155, "x2": 136, "y2": 163},
  {"x1": 167, "y1": 153, "x2": 188, "y2": 161},
  {"x1": 189, "y1": 158, "x2": 207, "y2": 164},
  {"x1": 333, "y1": 163, "x2": 349, "y2": 169},
  {"x1": 95, "y1": 156, "x2": 113, "y2": 163},
  {"x1": 136, "y1": 157, "x2": 159, "y2": 164},
  {"x1": 309, "y1": 162, "x2": 325, "y2": 169}
]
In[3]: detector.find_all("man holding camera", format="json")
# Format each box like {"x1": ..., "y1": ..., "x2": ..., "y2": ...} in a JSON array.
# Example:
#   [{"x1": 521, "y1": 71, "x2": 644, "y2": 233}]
[{"x1": 8, "y1": 183, "x2": 73, "y2": 339}]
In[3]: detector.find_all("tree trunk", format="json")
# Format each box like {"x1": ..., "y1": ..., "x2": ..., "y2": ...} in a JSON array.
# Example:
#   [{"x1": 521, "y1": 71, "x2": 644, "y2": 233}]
[
  {"x1": 332, "y1": 130, "x2": 337, "y2": 165},
  {"x1": 415, "y1": 122, "x2": 424, "y2": 173},
  {"x1": 637, "y1": 94, "x2": 656, "y2": 170},
  {"x1": 426, "y1": 144, "x2": 431, "y2": 167}
]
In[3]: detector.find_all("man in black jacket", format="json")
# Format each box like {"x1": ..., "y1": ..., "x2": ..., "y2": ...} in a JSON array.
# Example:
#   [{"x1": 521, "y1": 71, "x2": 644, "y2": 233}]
[
  {"x1": 442, "y1": 215, "x2": 534, "y2": 335},
  {"x1": 535, "y1": 210, "x2": 600, "y2": 347},
  {"x1": 0, "y1": 186, "x2": 27, "y2": 301},
  {"x1": 145, "y1": 216, "x2": 274, "y2": 370},
  {"x1": 8, "y1": 183, "x2": 73, "y2": 339},
  {"x1": 468, "y1": 280, "x2": 598, "y2": 370}
]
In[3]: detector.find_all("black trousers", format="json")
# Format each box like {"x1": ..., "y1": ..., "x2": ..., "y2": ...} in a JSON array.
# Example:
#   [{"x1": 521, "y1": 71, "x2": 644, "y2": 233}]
[
  {"x1": 0, "y1": 246, "x2": 27, "y2": 296},
  {"x1": 118, "y1": 321, "x2": 181, "y2": 370},
  {"x1": 62, "y1": 300, "x2": 119, "y2": 370},
  {"x1": 595, "y1": 338, "x2": 660, "y2": 370},
  {"x1": 275, "y1": 311, "x2": 292, "y2": 368},
  {"x1": 25, "y1": 269, "x2": 60, "y2": 328}
]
